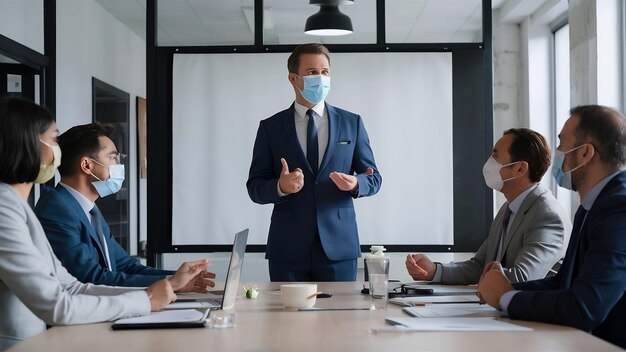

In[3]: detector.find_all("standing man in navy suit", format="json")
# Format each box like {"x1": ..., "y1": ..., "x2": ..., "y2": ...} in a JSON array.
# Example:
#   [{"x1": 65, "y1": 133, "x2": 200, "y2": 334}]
[
  {"x1": 478, "y1": 105, "x2": 626, "y2": 348},
  {"x1": 35, "y1": 123, "x2": 216, "y2": 290},
  {"x1": 247, "y1": 43, "x2": 382, "y2": 281}
]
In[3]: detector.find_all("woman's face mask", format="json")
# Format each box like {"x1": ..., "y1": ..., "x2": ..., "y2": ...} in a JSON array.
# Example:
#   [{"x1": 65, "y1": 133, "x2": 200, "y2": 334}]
[{"x1": 34, "y1": 140, "x2": 62, "y2": 184}]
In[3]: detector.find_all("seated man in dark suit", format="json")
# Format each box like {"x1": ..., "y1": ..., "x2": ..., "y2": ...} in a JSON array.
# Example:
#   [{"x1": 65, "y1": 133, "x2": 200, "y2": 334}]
[
  {"x1": 478, "y1": 105, "x2": 626, "y2": 348},
  {"x1": 35, "y1": 123, "x2": 216, "y2": 289}
]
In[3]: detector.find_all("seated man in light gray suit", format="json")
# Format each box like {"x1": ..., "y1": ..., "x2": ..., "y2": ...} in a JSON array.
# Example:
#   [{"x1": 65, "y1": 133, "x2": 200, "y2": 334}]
[{"x1": 406, "y1": 128, "x2": 570, "y2": 284}]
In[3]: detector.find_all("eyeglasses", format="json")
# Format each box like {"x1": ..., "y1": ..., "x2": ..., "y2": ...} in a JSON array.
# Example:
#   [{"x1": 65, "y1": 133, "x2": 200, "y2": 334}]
[
  {"x1": 390, "y1": 284, "x2": 434, "y2": 297},
  {"x1": 112, "y1": 152, "x2": 127, "y2": 164},
  {"x1": 361, "y1": 284, "x2": 435, "y2": 298},
  {"x1": 91, "y1": 152, "x2": 127, "y2": 165}
]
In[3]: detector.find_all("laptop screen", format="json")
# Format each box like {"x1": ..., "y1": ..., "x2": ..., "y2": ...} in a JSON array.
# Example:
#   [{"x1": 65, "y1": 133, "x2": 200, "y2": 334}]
[{"x1": 220, "y1": 229, "x2": 248, "y2": 310}]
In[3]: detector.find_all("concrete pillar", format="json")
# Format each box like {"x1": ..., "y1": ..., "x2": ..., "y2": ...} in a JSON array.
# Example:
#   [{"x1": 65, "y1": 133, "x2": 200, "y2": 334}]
[
  {"x1": 492, "y1": 9, "x2": 522, "y2": 138},
  {"x1": 569, "y1": 0, "x2": 623, "y2": 110}
]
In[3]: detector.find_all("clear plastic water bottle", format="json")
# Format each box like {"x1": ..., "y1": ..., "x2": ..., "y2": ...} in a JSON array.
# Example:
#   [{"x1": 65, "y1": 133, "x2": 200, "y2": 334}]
[
  {"x1": 364, "y1": 245, "x2": 387, "y2": 282},
  {"x1": 364, "y1": 246, "x2": 389, "y2": 310}
]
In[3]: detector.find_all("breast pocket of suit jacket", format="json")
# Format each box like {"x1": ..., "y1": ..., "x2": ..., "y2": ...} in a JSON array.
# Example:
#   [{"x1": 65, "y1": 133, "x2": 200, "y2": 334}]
[{"x1": 336, "y1": 138, "x2": 355, "y2": 170}]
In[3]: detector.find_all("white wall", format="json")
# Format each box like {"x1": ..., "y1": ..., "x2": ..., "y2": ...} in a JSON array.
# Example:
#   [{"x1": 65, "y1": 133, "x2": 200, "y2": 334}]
[
  {"x1": 0, "y1": 0, "x2": 44, "y2": 53},
  {"x1": 56, "y1": 0, "x2": 146, "y2": 255}
]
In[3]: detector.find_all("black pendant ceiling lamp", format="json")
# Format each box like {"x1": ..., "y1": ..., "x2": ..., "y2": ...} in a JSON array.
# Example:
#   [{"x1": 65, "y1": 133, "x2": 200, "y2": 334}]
[{"x1": 305, "y1": 0, "x2": 354, "y2": 36}]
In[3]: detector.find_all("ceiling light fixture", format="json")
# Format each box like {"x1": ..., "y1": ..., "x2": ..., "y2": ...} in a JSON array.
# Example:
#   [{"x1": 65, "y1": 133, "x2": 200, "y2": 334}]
[{"x1": 304, "y1": 0, "x2": 354, "y2": 36}]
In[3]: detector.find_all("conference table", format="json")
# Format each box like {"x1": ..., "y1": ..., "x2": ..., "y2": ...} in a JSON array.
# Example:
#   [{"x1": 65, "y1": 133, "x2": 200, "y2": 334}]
[{"x1": 9, "y1": 282, "x2": 620, "y2": 351}]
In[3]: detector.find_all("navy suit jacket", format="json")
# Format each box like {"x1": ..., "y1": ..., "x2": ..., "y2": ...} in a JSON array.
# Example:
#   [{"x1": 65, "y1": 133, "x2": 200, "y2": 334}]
[
  {"x1": 35, "y1": 185, "x2": 174, "y2": 287},
  {"x1": 247, "y1": 103, "x2": 382, "y2": 262},
  {"x1": 509, "y1": 171, "x2": 626, "y2": 348}
]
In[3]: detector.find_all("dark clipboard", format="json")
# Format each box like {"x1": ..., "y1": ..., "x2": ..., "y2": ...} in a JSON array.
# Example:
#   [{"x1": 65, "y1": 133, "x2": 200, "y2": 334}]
[
  {"x1": 112, "y1": 308, "x2": 210, "y2": 330},
  {"x1": 112, "y1": 320, "x2": 208, "y2": 330}
]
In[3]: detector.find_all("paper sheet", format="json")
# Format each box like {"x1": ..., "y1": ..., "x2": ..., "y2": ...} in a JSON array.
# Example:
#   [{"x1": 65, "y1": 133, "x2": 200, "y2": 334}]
[
  {"x1": 389, "y1": 295, "x2": 480, "y2": 307},
  {"x1": 403, "y1": 304, "x2": 503, "y2": 318},
  {"x1": 164, "y1": 301, "x2": 215, "y2": 309},
  {"x1": 383, "y1": 317, "x2": 532, "y2": 331}
]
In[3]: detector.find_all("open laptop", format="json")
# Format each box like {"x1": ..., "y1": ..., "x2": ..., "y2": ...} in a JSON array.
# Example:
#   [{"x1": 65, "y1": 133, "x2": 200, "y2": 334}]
[{"x1": 172, "y1": 229, "x2": 248, "y2": 310}]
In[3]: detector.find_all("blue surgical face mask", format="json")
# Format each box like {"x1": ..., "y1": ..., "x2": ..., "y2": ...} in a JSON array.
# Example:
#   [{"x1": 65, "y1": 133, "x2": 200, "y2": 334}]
[
  {"x1": 90, "y1": 159, "x2": 125, "y2": 197},
  {"x1": 551, "y1": 144, "x2": 586, "y2": 190},
  {"x1": 294, "y1": 74, "x2": 331, "y2": 104}
]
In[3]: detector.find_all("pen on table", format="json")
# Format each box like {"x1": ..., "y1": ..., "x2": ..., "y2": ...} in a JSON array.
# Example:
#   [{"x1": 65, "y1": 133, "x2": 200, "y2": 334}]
[
  {"x1": 298, "y1": 308, "x2": 371, "y2": 312},
  {"x1": 369, "y1": 327, "x2": 414, "y2": 334}
]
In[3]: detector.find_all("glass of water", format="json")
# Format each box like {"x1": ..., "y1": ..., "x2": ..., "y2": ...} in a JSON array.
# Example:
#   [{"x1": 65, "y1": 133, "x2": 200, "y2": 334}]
[{"x1": 365, "y1": 257, "x2": 389, "y2": 310}]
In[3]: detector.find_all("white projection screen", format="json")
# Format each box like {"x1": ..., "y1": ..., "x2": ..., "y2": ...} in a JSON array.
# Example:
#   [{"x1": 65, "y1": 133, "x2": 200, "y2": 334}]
[{"x1": 172, "y1": 52, "x2": 453, "y2": 246}]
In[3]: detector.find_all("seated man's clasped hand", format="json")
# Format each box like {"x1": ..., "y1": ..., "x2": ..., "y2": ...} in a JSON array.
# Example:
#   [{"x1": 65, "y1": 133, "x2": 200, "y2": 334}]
[{"x1": 477, "y1": 261, "x2": 514, "y2": 310}]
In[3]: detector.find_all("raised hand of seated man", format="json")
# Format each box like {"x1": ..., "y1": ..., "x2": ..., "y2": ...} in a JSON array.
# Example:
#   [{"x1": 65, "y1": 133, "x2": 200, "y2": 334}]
[
  {"x1": 167, "y1": 259, "x2": 216, "y2": 293},
  {"x1": 405, "y1": 253, "x2": 436, "y2": 281}
]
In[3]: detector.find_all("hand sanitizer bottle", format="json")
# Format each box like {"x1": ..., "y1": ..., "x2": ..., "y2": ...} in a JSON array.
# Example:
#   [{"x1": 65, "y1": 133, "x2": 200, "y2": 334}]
[{"x1": 364, "y1": 245, "x2": 387, "y2": 282}]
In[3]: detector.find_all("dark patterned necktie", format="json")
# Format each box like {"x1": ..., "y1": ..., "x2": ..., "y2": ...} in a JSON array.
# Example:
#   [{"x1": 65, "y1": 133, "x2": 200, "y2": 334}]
[{"x1": 306, "y1": 109, "x2": 318, "y2": 174}]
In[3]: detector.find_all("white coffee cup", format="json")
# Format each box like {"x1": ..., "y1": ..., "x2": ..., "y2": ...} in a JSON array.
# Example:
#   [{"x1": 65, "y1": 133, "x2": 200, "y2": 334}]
[{"x1": 280, "y1": 284, "x2": 317, "y2": 309}]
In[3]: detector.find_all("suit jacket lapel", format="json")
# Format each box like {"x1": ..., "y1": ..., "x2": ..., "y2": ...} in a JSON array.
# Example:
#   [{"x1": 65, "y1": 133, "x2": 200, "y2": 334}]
[
  {"x1": 281, "y1": 104, "x2": 312, "y2": 174},
  {"x1": 561, "y1": 172, "x2": 625, "y2": 287},
  {"x1": 499, "y1": 185, "x2": 544, "y2": 261},
  {"x1": 487, "y1": 206, "x2": 507, "y2": 261},
  {"x1": 318, "y1": 103, "x2": 338, "y2": 176},
  {"x1": 55, "y1": 185, "x2": 108, "y2": 261},
  {"x1": 564, "y1": 206, "x2": 588, "y2": 287}
]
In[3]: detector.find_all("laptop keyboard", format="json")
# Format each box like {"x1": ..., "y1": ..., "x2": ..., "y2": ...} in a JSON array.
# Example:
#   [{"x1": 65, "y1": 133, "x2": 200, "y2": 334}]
[{"x1": 205, "y1": 298, "x2": 222, "y2": 306}]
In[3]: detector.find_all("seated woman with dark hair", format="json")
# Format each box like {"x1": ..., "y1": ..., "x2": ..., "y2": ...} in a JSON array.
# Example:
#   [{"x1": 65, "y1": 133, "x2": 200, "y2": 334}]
[{"x1": 0, "y1": 97, "x2": 207, "y2": 350}]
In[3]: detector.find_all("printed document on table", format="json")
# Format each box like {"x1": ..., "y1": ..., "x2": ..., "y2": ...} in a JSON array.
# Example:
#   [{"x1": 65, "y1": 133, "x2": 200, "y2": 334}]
[
  {"x1": 389, "y1": 295, "x2": 480, "y2": 307},
  {"x1": 403, "y1": 303, "x2": 504, "y2": 318},
  {"x1": 164, "y1": 301, "x2": 215, "y2": 309},
  {"x1": 384, "y1": 317, "x2": 532, "y2": 331}
]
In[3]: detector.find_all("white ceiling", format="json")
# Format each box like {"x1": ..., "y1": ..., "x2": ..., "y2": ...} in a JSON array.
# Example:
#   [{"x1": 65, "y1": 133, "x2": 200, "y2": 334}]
[
  {"x1": 95, "y1": 0, "x2": 486, "y2": 46},
  {"x1": 95, "y1": 0, "x2": 566, "y2": 46}
]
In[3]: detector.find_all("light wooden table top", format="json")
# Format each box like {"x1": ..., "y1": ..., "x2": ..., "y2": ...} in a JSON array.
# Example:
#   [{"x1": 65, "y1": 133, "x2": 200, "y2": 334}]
[{"x1": 9, "y1": 282, "x2": 620, "y2": 351}]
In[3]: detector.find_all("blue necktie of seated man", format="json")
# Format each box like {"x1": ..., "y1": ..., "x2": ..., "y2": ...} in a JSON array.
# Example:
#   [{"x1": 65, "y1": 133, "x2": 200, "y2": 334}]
[
  {"x1": 306, "y1": 109, "x2": 319, "y2": 175},
  {"x1": 90, "y1": 205, "x2": 113, "y2": 271}
]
